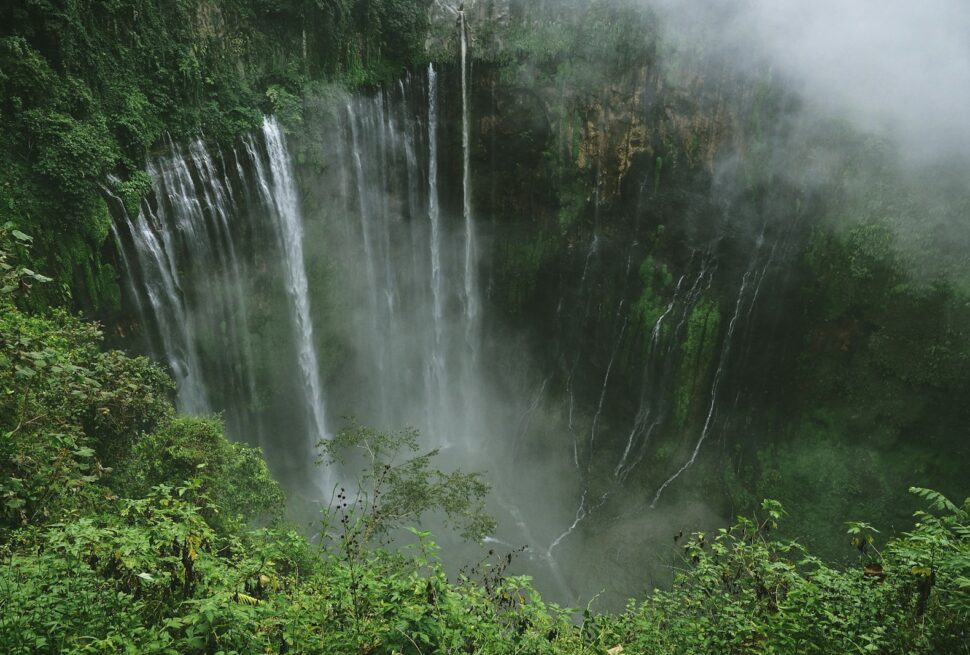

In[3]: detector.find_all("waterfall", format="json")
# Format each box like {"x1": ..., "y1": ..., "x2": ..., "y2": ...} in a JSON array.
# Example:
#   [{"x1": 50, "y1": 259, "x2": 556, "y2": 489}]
[
  {"x1": 116, "y1": 152, "x2": 211, "y2": 415},
  {"x1": 459, "y1": 9, "x2": 480, "y2": 357},
  {"x1": 111, "y1": 120, "x2": 330, "y2": 493},
  {"x1": 613, "y1": 274, "x2": 685, "y2": 479},
  {"x1": 111, "y1": 57, "x2": 489, "y2": 493},
  {"x1": 260, "y1": 117, "x2": 330, "y2": 482},
  {"x1": 103, "y1": 67, "x2": 796, "y2": 606},
  {"x1": 564, "y1": 232, "x2": 600, "y2": 438},
  {"x1": 588, "y1": 300, "x2": 629, "y2": 454},
  {"x1": 427, "y1": 64, "x2": 448, "y2": 433},
  {"x1": 336, "y1": 70, "x2": 487, "y2": 450},
  {"x1": 347, "y1": 101, "x2": 387, "y2": 423}
]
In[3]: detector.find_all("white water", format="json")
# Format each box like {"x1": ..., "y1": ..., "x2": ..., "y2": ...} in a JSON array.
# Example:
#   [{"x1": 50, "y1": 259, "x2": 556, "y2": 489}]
[
  {"x1": 105, "y1": 65, "x2": 789, "y2": 607},
  {"x1": 261, "y1": 117, "x2": 330, "y2": 488},
  {"x1": 547, "y1": 489, "x2": 609, "y2": 556},
  {"x1": 113, "y1": 122, "x2": 332, "y2": 493},
  {"x1": 124, "y1": 155, "x2": 209, "y2": 414},
  {"x1": 613, "y1": 274, "x2": 685, "y2": 479},
  {"x1": 337, "y1": 71, "x2": 487, "y2": 450},
  {"x1": 588, "y1": 300, "x2": 629, "y2": 453},
  {"x1": 186, "y1": 140, "x2": 260, "y2": 430},
  {"x1": 427, "y1": 64, "x2": 448, "y2": 433},
  {"x1": 460, "y1": 10, "x2": 480, "y2": 358}
]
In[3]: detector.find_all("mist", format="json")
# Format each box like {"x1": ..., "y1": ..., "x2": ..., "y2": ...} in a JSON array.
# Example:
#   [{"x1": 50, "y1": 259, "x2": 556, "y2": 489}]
[
  {"x1": 309, "y1": 0, "x2": 970, "y2": 607},
  {"x1": 650, "y1": 0, "x2": 970, "y2": 161}
]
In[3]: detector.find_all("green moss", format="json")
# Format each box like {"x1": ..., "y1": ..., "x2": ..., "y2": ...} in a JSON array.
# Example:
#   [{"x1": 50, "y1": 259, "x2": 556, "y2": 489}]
[
  {"x1": 673, "y1": 297, "x2": 721, "y2": 428},
  {"x1": 88, "y1": 196, "x2": 112, "y2": 244},
  {"x1": 113, "y1": 171, "x2": 154, "y2": 219},
  {"x1": 633, "y1": 254, "x2": 674, "y2": 335},
  {"x1": 498, "y1": 232, "x2": 554, "y2": 312},
  {"x1": 557, "y1": 179, "x2": 587, "y2": 231}
]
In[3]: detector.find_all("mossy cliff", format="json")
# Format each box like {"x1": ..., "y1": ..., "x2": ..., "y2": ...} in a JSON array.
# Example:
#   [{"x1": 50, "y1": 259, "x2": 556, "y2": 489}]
[
  {"x1": 451, "y1": 0, "x2": 970, "y2": 553},
  {"x1": 0, "y1": 0, "x2": 431, "y2": 313}
]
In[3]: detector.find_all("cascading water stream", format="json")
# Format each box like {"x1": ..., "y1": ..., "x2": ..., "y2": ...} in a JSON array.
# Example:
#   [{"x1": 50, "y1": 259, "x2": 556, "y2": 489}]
[
  {"x1": 104, "y1": 56, "x2": 792, "y2": 607},
  {"x1": 337, "y1": 72, "x2": 486, "y2": 450},
  {"x1": 101, "y1": 182, "x2": 155, "y2": 358},
  {"x1": 427, "y1": 64, "x2": 449, "y2": 435},
  {"x1": 650, "y1": 267, "x2": 752, "y2": 507},
  {"x1": 112, "y1": 120, "x2": 331, "y2": 493},
  {"x1": 347, "y1": 101, "x2": 390, "y2": 423},
  {"x1": 260, "y1": 117, "x2": 330, "y2": 488},
  {"x1": 612, "y1": 273, "x2": 686, "y2": 479},
  {"x1": 184, "y1": 140, "x2": 261, "y2": 432},
  {"x1": 118, "y1": 157, "x2": 210, "y2": 415},
  {"x1": 459, "y1": 8, "x2": 480, "y2": 359},
  {"x1": 565, "y1": 233, "x2": 600, "y2": 438},
  {"x1": 588, "y1": 300, "x2": 629, "y2": 456}
]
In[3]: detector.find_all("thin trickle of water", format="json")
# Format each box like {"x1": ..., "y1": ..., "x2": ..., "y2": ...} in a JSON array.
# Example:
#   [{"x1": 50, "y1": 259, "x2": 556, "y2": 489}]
[
  {"x1": 548, "y1": 490, "x2": 588, "y2": 555},
  {"x1": 516, "y1": 375, "x2": 551, "y2": 442},
  {"x1": 588, "y1": 300, "x2": 629, "y2": 453},
  {"x1": 613, "y1": 274, "x2": 686, "y2": 478},
  {"x1": 563, "y1": 232, "x2": 601, "y2": 439},
  {"x1": 651, "y1": 269, "x2": 752, "y2": 507},
  {"x1": 459, "y1": 10, "x2": 480, "y2": 357},
  {"x1": 547, "y1": 489, "x2": 609, "y2": 556},
  {"x1": 493, "y1": 494, "x2": 576, "y2": 602}
]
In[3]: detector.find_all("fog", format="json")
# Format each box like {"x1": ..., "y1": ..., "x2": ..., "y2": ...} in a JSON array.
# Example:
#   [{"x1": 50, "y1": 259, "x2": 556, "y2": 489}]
[{"x1": 650, "y1": 0, "x2": 970, "y2": 161}]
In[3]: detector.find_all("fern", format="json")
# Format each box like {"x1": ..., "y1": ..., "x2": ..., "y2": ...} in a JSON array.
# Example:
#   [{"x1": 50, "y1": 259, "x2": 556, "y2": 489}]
[{"x1": 909, "y1": 487, "x2": 959, "y2": 513}]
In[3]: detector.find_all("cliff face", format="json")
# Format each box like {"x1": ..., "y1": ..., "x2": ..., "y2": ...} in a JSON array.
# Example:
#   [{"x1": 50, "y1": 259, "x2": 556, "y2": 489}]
[{"x1": 440, "y1": 0, "x2": 970, "y2": 558}]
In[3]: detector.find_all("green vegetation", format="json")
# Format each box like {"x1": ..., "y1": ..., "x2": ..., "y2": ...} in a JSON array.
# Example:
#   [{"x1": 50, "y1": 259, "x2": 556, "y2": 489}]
[
  {"x1": 598, "y1": 497, "x2": 970, "y2": 654},
  {"x1": 3, "y1": 221, "x2": 968, "y2": 653},
  {"x1": 471, "y1": 0, "x2": 970, "y2": 562},
  {"x1": 1, "y1": 1, "x2": 968, "y2": 651},
  {"x1": 672, "y1": 296, "x2": 720, "y2": 429},
  {"x1": 632, "y1": 254, "x2": 673, "y2": 336},
  {"x1": 318, "y1": 421, "x2": 495, "y2": 545},
  {"x1": 745, "y1": 159, "x2": 970, "y2": 553},
  {"x1": 0, "y1": 0, "x2": 431, "y2": 312}
]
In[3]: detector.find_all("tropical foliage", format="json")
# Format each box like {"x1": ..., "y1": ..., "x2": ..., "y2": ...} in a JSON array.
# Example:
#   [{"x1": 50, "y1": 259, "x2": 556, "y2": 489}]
[
  {"x1": 1, "y1": 226, "x2": 968, "y2": 654},
  {"x1": 0, "y1": 0, "x2": 431, "y2": 310}
]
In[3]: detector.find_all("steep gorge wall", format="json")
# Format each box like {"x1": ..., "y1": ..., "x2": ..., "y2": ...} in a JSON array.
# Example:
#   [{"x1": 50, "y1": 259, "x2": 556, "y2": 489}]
[{"x1": 450, "y1": 0, "x2": 970, "y2": 555}]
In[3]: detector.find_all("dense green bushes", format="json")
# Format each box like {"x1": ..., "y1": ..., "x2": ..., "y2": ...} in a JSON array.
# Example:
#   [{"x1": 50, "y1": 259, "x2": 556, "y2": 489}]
[{"x1": 596, "y1": 496, "x2": 970, "y2": 654}]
